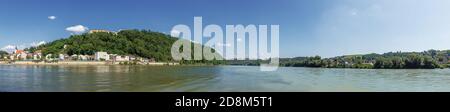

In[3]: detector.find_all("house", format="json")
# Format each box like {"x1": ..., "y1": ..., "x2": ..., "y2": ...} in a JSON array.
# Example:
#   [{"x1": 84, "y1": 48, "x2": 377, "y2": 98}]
[
  {"x1": 79, "y1": 55, "x2": 88, "y2": 61},
  {"x1": 13, "y1": 49, "x2": 24, "y2": 54},
  {"x1": 26, "y1": 53, "x2": 33, "y2": 60},
  {"x1": 95, "y1": 52, "x2": 110, "y2": 61},
  {"x1": 63, "y1": 54, "x2": 70, "y2": 60},
  {"x1": 9, "y1": 55, "x2": 15, "y2": 60},
  {"x1": 87, "y1": 55, "x2": 95, "y2": 61},
  {"x1": 33, "y1": 50, "x2": 43, "y2": 60},
  {"x1": 135, "y1": 57, "x2": 145, "y2": 62},
  {"x1": 129, "y1": 56, "x2": 136, "y2": 61},
  {"x1": 71, "y1": 54, "x2": 79, "y2": 60},
  {"x1": 89, "y1": 30, "x2": 114, "y2": 34},
  {"x1": 12, "y1": 49, "x2": 25, "y2": 60},
  {"x1": 18, "y1": 52, "x2": 27, "y2": 60},
  {"x1": 45, "y1": 54, "x2": 53, "y2": 61},
  {"x1": 59, "y1": 54, "x2": 65, "y2": 61},
  {"x1": 33, "y1": 54, "x2": 40, "y2": 60},
  {"x1": 113, "y1": 55, "x2": 129, "y2": 62}
]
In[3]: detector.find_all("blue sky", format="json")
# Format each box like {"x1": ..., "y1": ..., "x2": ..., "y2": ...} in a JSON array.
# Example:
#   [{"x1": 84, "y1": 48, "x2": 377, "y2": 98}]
[{"x1": 1, "y1": 0, "x2": 450, "y2": 57}]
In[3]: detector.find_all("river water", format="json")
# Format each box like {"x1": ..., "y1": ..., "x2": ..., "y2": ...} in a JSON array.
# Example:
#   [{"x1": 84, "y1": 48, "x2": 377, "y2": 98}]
[{"x1": 1, "y1": 65, "x2": 450, "y2": 92}]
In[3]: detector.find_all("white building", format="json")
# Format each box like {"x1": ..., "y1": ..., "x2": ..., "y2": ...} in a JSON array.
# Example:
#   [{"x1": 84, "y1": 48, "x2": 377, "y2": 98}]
[
  {"x1": 9, "y1": 55, "x2": 15, "y2": 60},
  {"x1": 129, "y1": 56, "x2": 136, "y2": 61},
  {"x1": 59, "y1": 54, "x2": 65, "y2": 61},
  {"x1": 45, "y1": 54, "x2": 53, "y2": 61},
  {"x1": 33, "y1": 50, "x2": 43, "y2": 60},
  {"x1": 114, "y1": 55, "x2": 130, "y2": 62},
  {"x1": 71, "y1": 54, "x2": 78, "y2": 60},
  {"x1": 79, "y1": 55, "x2": 88, "y2": 61},
  {"x1": 33, "y1": 54, "x2": 40, "y2": 60},
  {"x1": 95, "y1": 52, "x2": 110, "y2": 61},
  {"x1": 18, "y1": 52, "x2": 27, "y2": 60}
]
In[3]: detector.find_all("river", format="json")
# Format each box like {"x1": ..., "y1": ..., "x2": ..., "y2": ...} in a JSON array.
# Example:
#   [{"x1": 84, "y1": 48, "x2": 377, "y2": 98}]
[{"x1": 1, "y1": 65, "x2": 450, "y2": 92}]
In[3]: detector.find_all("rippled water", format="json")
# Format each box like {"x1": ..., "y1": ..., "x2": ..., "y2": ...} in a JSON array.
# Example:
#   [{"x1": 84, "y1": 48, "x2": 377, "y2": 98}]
[{"x1": 1, "y1": 65, "x2": 450, "y2": 92}]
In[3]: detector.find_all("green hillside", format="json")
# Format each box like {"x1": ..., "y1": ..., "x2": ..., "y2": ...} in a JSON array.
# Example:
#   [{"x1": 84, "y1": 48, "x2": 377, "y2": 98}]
[{"x1": 27, "y1": 30, "x2": 190, "y2": 62}]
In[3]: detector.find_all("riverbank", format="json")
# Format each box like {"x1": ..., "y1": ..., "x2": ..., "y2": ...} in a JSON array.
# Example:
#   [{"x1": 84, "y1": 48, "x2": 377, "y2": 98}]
[
  {"x1": 0, "y1": 61, "x2": 179, "y2": 66},
  {"x1": 226, "y1": 64, "x2": 450, "y2": 69}
]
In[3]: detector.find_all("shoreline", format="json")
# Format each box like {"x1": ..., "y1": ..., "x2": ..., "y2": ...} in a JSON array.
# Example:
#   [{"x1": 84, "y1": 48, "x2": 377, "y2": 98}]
[
  {"x1": 1, "y1": 61, "x2": 447, "y2": 69},
  {"x1": 223, "y1": 64, "x2": 450, "y2": 70},
  {"x1": 0, "y1": 61, "x2": 179, "y2": 66}
]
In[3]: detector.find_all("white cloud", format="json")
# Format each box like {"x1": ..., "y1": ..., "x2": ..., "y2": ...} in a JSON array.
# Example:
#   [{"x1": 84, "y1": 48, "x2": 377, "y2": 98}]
[
  {"x1": 1, "y1": 45, "x2": 16, "y2": 53},
  {"x1": 48, "y1": 16, "x2": 56, "y2": 20},
  {"x1": 30, "y1": 41, "x2": 46, "y2": 47},
  {"x1": 170, "y1": 30, "x2": 181, "y2": 37},
  {"x1": 1, "y1": 41, "x2": 47, "y2": 53},
  {"x1": 66, "y1": 25, "x2": 89, "y2": 34}
]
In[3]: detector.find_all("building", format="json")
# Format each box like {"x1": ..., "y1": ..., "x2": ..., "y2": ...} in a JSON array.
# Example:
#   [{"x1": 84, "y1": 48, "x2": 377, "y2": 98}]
[
  {"x1": 9, "y1": 55, "x2": 15, "y2": 60},
  {"x1": 18, "y1": 52, "x2": 27, "y2": 60},
  {"x1": 13, "y1": 49, "x2": 24, "y2": 54},
  {"x1": 129, "y1": 56, "x2": 136, "y2": 61},
  {"x1": 114, "y1": 55, "x2": 130, "y2": 62},
  {"x1": 59, "y1": 54, "x2": 65, "y2": 61},
  {"x1": 33, "y1": 50, "x2": 42, "y2": 59},
  {"x1": 89, "y1": 30, "x2": 114, "y2": 34},
  {"x1": 95, "y1": 52, "x2": 110, "y2": 61},
  {"x1": 33, "y1": 54, "x2": 41, "y2": 60},
  {"x1": 70, "y1": 54, "x2": 79, "y2": 60},
  {"x1": 26, "y1": 53, "x2": 33, "y2": 60},
  {"x1": 79, "y1": 55, "x2": 88, "y2": 61},
  {"x1": 11, "y1": 49, "x2": 28, "y2": 60},
  {"x1": 45, "y1": 54, "x2": 53, "y2": 61}
]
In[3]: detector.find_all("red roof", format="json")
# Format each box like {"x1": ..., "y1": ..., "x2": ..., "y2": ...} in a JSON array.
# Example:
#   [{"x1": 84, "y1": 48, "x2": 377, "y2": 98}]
[{"x1": 15, "y1": 50, "x2": 24, "y2": 54}]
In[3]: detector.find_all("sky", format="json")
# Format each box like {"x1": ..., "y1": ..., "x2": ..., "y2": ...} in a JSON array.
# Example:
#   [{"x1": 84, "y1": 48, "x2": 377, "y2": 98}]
[{"x1": 0, "y1": 0, "x2": 450, "y2": 57}]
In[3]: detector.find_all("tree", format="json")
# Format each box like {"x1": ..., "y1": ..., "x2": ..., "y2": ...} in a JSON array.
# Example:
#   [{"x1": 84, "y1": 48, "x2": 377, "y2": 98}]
[{"x1": 0, "y1": 50, "x2": 8, "y2": 59}]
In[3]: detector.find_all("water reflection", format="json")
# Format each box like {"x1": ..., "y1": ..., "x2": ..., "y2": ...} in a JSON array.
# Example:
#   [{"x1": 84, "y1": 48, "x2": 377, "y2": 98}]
[{"x1": 1, "y1": 65, "x2": 450, "y2": 92}]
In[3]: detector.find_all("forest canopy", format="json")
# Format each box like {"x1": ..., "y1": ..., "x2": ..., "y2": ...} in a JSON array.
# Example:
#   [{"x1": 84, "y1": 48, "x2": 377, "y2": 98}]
[{"x1": 26, "y1": 29, "x2": 218, "y2": 62}]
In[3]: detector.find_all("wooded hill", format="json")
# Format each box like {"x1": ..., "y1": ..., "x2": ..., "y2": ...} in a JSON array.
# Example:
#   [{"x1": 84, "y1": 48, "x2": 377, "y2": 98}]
[{"x1": 26, "y1": 29, "x2": 223, "y2": 64}]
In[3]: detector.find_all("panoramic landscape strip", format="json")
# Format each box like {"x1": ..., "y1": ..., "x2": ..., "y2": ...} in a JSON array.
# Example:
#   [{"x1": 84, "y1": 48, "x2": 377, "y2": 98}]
[{"x1": 1, "y1": 28, "x2": 449, "y2": 69}]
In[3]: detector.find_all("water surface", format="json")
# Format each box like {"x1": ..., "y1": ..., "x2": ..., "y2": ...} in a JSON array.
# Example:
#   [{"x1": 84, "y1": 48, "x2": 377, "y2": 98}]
[{"x1": 1, "y1": 65, "x2": 450, "y2": 92}]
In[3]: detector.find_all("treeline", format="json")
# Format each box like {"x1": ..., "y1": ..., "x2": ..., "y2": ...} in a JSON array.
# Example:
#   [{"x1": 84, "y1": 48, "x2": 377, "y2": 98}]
[
  {"x1": 226, "y1": 50, "x2": 450, "y2": 69},
  {"x1": 179, "y1": 59, "x2": 225, "y2": 65},
  {"x1": 225, "y1": 59, "x2": 270, "y2": 66},
  {"x1": 281, "y1": 50, "x2": 450, "y2": 69}
]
